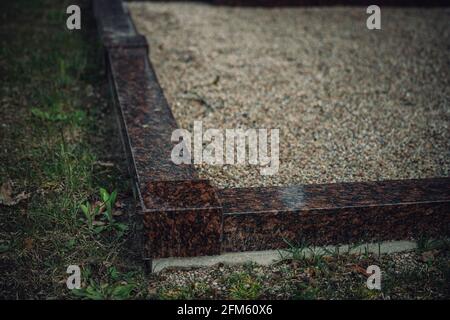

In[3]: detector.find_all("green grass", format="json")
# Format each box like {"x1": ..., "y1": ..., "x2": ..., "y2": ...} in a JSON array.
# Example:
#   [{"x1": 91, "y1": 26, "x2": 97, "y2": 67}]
[
  {"x1": 272, "y1": 238, "x2": 449, "y2": 299},
  {"x1": 158, "y1": 282, "x2": 214, "y2": 300},
  {"x1": 225, "y1": 271, "x2": 263, "y2": 300},
  {"x1": 72, "y1": 266, "x2": 140, "y2": 300},
  {"x1": 0, "y1": 0, "x2": 146, "y2": 299}
]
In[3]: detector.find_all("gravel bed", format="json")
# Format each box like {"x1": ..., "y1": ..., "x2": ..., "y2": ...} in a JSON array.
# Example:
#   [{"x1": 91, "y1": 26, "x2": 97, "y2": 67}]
[{"x1": 128, "y1": 3, "x2": 450, "y2": 188}]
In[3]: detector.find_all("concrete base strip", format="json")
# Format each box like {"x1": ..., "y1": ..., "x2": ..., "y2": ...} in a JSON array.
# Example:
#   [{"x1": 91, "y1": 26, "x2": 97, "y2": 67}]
[{"x1": 152, "y1": 240, "x2": 418, "y2": 272}]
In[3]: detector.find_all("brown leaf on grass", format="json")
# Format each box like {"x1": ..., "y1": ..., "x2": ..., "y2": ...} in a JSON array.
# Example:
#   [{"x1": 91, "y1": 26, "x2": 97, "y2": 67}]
[
  {"x1": 24, "y1": 238, "x2": 34, "y2": 250},
  {"x1": 94, "y1": 161, "x2": 115, "y2": 167},
  {"x1": 304, "y1": 267, "x2": 317, "y2": 278},
  {"x1": 0, "y1": 181, "x2": 30, "y2": 206},
  {"x1": 94, "y1": 201, "x2": 105, "y2": 213},
  {"x1": 421, "y1": 250, "x2": 438, "y2": 262},
  {"x1": 0, "y1": 181, "x2": 13, "y2": 204},
  {"x1": 350, "y1": 264, "x2": 370, "y2": 277},
  {"x1": 115, "y1": 201, "x2": 125, "y2": 209},
  {"x1": 112, "y1": 210, "x2": 124, "y2": 217},
  {"x1": 148, "y1": 283, "x2": 158, "y2": 297}
]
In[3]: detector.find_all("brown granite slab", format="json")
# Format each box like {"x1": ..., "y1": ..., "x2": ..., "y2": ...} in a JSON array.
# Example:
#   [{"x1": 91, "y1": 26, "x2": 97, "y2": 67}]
[
  {"x1": 219, "y1": 178, "x2": 450, "y2": 252},
  {"x1": 96, "y1": 0, "x2": 223, "y2": 259},
  {"x1": 142, "y1": 180, "x2": 223, "y2": 258},
  {"x1": 93, "y1": 0, "x2": 136, "y2": 40},
  {"x1": 107, "y1": 47, "x2": 197, "y2": 185},
  {"x1": 107, "y1": 45, "x2": 224, "y2": 258}
]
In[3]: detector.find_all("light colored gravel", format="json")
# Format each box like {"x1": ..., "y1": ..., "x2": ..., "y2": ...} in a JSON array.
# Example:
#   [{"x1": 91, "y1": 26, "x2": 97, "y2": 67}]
[{"x1": 128, "y1": 3, "x2": 450, "y2": 188}]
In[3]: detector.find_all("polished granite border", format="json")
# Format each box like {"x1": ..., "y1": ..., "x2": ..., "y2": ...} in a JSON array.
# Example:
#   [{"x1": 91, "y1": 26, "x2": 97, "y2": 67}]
[
  {"x1": 219, "y1": 178, "x2": 450, "y2": 252},
  {"x1": 94, "y1": 0, "x2": 450, "y2": 261},
  {"x1": 95, "y1": 0, "x2": 222, "y2": 259}
]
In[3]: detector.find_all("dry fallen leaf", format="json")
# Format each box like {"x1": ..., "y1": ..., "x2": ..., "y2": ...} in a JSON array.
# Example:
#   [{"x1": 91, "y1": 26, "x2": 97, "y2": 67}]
[
  {"x1": 350, "y1": 265, "x2": 370, "y2": 277},
  {"x1": 94, "y1": 161, "x2": 115, "y2": 167},
  {"x1": 94, "y1": 201, "x2": 105, "y2": 213},
  {"x1": 112, "y1": 210, "x2": 124, "y2": 217},
  {"x1": 0, "y1": 181, "x2": 30, "y2": 206},
  {"x1": 115, "y1": 201, "x2": 125, "y2": 209},
  {"x1": 421, "y1": 250, "x2": 438, "y2": 262},
  {"x1": 0, "y1": 181, "x2": 13, "y2": 204},
  {"x1": 24, "y1": 238, "x2": 34, "y2": 250},
  {"x1": 148, "y1": 283, "x2": 158, "y2": 296}
]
